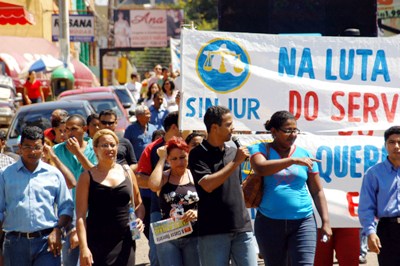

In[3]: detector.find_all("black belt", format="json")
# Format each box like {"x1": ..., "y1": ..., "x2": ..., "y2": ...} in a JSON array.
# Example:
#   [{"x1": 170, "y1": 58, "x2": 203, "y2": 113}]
[
  {"x1": 7, "y1": 228, "x2": 54, "y2": 239},
  {"x1": 380, "y1": 217, "x2": 400, "y2": 224}
]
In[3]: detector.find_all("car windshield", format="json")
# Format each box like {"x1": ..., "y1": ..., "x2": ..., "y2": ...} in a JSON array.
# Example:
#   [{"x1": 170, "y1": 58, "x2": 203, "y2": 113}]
[
  {"x1": 114, "y1": 89, "x2": 133, "y2": 104},
  {"x1": 8, "y1": 107, "x2": 90, "y2": 139},
  {"x1": 88, "y1": 99, "x2": 124, "y2": 117}
]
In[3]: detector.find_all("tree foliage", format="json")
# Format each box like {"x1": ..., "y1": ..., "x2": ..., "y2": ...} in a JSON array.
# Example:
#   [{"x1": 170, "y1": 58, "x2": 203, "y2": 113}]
[{"x1": 178, "y1": 0, "x2": 218, "y2": 30}]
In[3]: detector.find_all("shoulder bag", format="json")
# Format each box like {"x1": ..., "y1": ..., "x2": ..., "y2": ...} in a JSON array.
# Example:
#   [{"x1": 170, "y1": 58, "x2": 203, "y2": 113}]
[{"x1": 242, "y1": 143, "x2": 270, "y2": 208}]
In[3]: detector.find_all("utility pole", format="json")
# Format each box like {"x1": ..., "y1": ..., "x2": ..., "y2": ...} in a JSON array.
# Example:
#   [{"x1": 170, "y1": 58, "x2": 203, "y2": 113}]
[{"x1": 59, "y1": 0, "x2": 70, "y2": 67}]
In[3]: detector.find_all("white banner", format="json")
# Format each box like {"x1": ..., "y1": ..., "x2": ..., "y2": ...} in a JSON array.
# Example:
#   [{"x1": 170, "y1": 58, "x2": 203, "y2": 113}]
[
  {"x1": 237, "y1": 134, "x2": 386, "y2": 228},
  {"x1": 170, "y1": 38, "x2": 181, "y2": 73},
  {"x1": 180, "y1": 29, "x2": 400, "y2": 136}
]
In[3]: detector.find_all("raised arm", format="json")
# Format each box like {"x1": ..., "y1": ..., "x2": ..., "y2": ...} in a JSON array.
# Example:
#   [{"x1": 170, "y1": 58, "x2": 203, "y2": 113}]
[
  {"x1": 198, "y1": 146, "x2": 248, "y2": 193},
  {"x1": 251, "y1": 153, "x2": 316, "y2": 177},
  {"x1": 44, "y1": 144, "x2": 76, "y2": 188},
  {"x1": 148, "y1": 146, "x2": 168, "y2": 193},
  {"x1": 66, "y1": 137, "x2": 95, "y2": 170}
]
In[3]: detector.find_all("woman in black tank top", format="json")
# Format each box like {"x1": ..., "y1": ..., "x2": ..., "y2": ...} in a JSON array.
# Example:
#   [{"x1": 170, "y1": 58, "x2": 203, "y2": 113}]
[
  {"x1": 76, "y1": 129, "x2": 145, "y2": 266},
  {"x1": 148, "y1": 136, "x2": 201, "y2": 266}
]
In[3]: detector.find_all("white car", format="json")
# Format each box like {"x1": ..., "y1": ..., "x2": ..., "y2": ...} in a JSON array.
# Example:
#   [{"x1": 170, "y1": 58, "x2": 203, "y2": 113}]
[{"x1": 111, "y1": 85, "x2": 137, "y2": 122}]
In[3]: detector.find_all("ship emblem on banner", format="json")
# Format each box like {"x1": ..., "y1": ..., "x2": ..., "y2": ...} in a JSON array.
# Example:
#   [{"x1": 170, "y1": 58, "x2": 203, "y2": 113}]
[{"x1": 196, "y1": 38, "x2": 251, "y2": 93}]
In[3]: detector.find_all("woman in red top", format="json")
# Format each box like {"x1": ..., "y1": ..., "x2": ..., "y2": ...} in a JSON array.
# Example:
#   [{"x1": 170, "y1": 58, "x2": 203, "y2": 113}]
[{"x1": 23, "y1": 71, "x2": 45, "y2": 104}]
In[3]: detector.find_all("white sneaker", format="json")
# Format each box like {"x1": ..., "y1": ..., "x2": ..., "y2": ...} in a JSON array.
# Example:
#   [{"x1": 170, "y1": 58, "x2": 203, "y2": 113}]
[{"x1": 359, "y1": 255, "x2": 367, "y2": 264}]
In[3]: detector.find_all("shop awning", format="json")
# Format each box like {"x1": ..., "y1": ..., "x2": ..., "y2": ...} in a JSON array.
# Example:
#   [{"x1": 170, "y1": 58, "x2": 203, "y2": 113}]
[
  {"x1": 0, "y1": 36, "x2": 98, "y2": 88},
  {"x1": 0, "y1": 1, "x2": 35, "y2": 25}
]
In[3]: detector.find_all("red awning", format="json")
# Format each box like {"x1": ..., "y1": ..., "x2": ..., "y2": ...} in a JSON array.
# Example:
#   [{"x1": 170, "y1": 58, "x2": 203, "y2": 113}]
[
  {"x1": 0, "y1": 1, "x2": 35, "y2": 25},
  {"x1": 0, "y1": 36, "x2": 98, "y2": 89}
]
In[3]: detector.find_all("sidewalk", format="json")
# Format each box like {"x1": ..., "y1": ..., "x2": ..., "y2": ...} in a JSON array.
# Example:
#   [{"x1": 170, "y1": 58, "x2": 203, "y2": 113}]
[{"x1": 135, "y1": 236, "x2": 379, "y2": 265}]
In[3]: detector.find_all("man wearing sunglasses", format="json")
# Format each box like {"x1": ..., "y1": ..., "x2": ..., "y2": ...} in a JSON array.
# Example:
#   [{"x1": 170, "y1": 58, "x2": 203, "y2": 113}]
[{"x1": 98, "y1": 109, "x2": 137, "y2": 171}]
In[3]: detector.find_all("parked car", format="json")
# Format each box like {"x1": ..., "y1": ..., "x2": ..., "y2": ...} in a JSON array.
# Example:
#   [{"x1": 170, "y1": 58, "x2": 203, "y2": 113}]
[
  {"x1": 58, "y1": 87, "x2": 130, "y2": 137},
  {"x1": 0, "y1": 75, "x2": 23, "y2": 127},
  {"x1": 110, "y1": 85, "x2": 137, "y2": 121},
  {"x1": 6, "y1": 100, "x2": 95, "y2": 153}
]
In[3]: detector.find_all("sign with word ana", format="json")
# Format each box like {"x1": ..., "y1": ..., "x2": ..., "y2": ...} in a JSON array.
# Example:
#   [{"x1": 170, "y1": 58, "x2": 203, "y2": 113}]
[
  {"x1": 113, "y1": 9, "x2": 183, "y2": 48},
  {"x1": 150, "y1": 217, "x2": 193, "y2": 244},
  {"x1": 180, "y1": 29, "x2": 400, "y2": 136},
  {"x1": 237, "y1": 133, "x2": 386, "y2": 228},
  {"x1": 52, "y1": 14, "x2": 94, "y2": 42}
]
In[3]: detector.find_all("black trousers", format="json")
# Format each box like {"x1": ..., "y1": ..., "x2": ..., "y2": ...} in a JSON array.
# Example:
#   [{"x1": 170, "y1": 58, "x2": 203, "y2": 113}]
[{"x1": 377, "y1": 220, "x2": 400, "y2": 266}]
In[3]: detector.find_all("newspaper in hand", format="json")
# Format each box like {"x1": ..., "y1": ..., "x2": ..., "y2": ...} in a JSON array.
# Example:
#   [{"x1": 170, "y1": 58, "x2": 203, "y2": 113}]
[{"x1": 150, "y1": 217, "x2": 193, "y2": 244}]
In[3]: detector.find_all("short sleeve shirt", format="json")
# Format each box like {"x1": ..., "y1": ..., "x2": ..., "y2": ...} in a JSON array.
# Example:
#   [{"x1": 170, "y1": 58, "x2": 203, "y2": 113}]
[
  {"x1": 188, "y1": 140, "x2": 252, "y2": 236},
  {"x1": 117, "y1": 137, "x2": 137, "y2": 166},
  {"x1": 248, "y1": 143, "x2": 318, "y2": 220},
  {"x1": 124, "y1": 122, "x2": 157, "y2": 160}
]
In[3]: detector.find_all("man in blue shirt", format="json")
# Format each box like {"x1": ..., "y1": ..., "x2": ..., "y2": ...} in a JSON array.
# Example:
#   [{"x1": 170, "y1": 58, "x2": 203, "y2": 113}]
[
  {"x1": 53, "y1": 114, "x2": 97, "y2": 266},
  {"x1": 0, "y1": 126, "x2": 73, "y2": 265},
  {"x1": 149, "y1": 91, "x2": 168, "y2": 130},
  {"x1": 359, "y1": 126, "x2": 400, "y2": 265},
  {"x1": 125, "y1": 105, "x2": 157, "y2": 160}
]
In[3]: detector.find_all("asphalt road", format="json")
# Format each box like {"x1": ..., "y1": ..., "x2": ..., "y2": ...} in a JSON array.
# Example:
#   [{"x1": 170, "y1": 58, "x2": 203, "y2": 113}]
[{"x1": 135, "y1": 235, "x2": 379, "y2": 265}]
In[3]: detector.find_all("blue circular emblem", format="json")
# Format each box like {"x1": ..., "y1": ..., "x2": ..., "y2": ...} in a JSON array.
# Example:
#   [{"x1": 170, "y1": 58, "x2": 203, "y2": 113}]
[{"x1": 196, "y1": 38, "x2": 250, "y2": 94}]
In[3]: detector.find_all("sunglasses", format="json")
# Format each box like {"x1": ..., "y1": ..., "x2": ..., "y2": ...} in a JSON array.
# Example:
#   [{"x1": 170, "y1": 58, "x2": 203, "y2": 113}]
[{"x1": 100, "y1": 120, "x2": 116, "y2": 126}]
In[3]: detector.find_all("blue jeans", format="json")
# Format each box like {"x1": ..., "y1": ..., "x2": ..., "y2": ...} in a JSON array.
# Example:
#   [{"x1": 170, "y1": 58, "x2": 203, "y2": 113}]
[
  {"x1": 157, "y1": 236, "x2": 200, "y2": 266},
  {"x1": 255, "y1": 212, "x2": 317, "y2": 266},
  {"x1": 150, "y1": 211, "x2": 162, "y2": 266},
  {"x1": 61, "y1": 234, "x2": 79, "y2": 266},
  {"x1": 360, "y1": 229, "x2": 368, "y2": 256},
  {"x1": 198, "y1": 231, "x2": 257, "y2": 266},
  {"x1": 3, "y1": 233, "x2": 60, "y2": 266}
]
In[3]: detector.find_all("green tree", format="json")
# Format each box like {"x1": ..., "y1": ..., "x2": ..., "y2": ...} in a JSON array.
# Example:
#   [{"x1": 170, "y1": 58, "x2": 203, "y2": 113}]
[{"x1": 178, "y1": 0, "x2": 218, "y2": 30}]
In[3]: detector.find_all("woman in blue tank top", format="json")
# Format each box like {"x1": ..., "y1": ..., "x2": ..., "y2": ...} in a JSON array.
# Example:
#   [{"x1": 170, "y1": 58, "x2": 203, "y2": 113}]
[{"x1": 248, "y1": 110, "x2": 332, "y2": 266}]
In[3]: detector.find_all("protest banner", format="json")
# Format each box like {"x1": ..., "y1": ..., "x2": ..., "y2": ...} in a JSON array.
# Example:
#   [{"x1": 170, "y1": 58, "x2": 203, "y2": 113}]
[
  {"x1": 180, "y1": 29, "x2": 400, "y2": 136},
  {"x1": 170, "y1": 37, "x2": 181, "y2": 73},
  {"x1": 150, "y1": 217, "x2": 193, "y2": 244}
]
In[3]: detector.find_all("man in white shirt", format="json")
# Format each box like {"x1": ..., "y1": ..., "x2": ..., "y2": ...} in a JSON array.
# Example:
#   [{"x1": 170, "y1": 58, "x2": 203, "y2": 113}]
[{"x1": 125, "y1": 73, "x2": 142, "y2": 103}]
